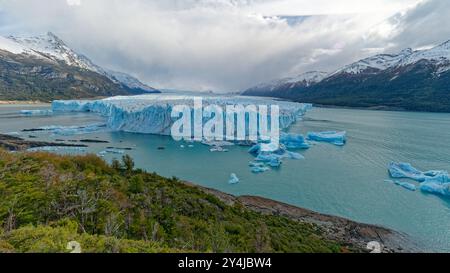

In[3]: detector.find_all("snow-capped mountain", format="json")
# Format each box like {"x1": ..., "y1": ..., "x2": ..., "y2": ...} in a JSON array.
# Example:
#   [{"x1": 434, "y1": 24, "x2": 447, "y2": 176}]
[
  {"x1": 1, "y1": 32, "x2": 157, "y2": 93},
  {"x1": 244, "y1": 71, "x2": 328, "y2": 96},
  {"x1": 331, "y1": 40, "x2": 450, "y2": 76},
  {"x1": 243, "y1": 39, "x2": 450, "y2": 112},
  {"x1": 330, "y1": 48, "x2": 415, "y2": 76}
]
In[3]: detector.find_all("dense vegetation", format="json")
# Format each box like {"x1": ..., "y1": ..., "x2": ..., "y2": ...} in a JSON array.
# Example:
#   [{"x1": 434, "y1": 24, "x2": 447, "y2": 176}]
[
  {"x1": 0, "y1": 150, "x2": 346, "y2": 253},
  {"x1": 0, "y1": 51, "x2": 143, "y2": 101}
]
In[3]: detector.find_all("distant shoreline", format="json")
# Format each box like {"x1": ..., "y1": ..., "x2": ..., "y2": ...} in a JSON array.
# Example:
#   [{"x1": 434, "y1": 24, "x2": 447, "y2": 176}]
[
  {"x1": 0, "y1": 100, "x2": 50, "y2": 105},
  {"x1": 313, "y1": 104, "x2": 407, "y2": 112},
  {"x1": 306, "y1": 103, "x2": 450, "y2": 114}
]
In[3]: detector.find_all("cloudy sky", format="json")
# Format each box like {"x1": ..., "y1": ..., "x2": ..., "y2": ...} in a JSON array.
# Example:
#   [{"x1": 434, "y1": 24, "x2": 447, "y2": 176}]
[{"x1": 0, "y1": 0, "x2": 448, "y2": 92}]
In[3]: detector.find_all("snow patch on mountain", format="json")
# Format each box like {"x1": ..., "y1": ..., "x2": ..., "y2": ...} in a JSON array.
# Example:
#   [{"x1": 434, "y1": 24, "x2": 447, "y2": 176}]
[
  {"x1": 0, "y1": 32, "x2": 156, "y2": 92},
  {"x1": 0, "y1": 36, "x2": 27, "y2": 54},
  {"x1": 330, "y1": 48, "x2": 415, "y2": 76},
  {"x1": 105, "y1": 70, "x2": 156, "y2": 92},
  {"x1": 252, "y1": 71, "x2": 328, "y2": 92},
  {"x1": 331, "y1": 40, "x2": 450, "y2": 76}
]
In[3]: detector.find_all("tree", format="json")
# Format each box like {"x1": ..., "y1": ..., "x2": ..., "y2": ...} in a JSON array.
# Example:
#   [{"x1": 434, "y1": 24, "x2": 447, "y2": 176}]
[
  {"x1": 122, "y1": 155, "x2": 135, "y2": 172},
  {"x1": 111, "y1": 159, "x2": 122, "y2": 170}
]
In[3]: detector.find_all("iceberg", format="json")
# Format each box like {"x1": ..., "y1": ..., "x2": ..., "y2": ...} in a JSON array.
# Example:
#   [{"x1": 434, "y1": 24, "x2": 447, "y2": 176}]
[
  {"x1": 202, "y1": 140, "x2": 234, "y2": 147},
  {"x1": 420, "y1": 182, "x2": 450, "y2": 196},
  {"x1": 307, "y1": 131, "x2": 346, "y2": 146},
  {"x1": 228, "y1": 173, "x2": 240, "y2": 184},
  {"x1": 388, "y1": 162, "x2": 449, "y2": 183},
  {"x1": 249, "y1": 162, "x2": 270, "y2": 173},
  {"x1": 52, "y1": 94, "x2": 311, "y2": 136},
  {"x1": 388, "y1": 162, "x2": 450, "y2": 197},
  {"x1": 210, "y1": 147, "x2": 229, "y2": 152},
  {"x1": 248, "y1": 142, "x2": 303, "y2": 173},
  {"x1": 280, "y1": 133, "x2": 310, "y2": 149}
]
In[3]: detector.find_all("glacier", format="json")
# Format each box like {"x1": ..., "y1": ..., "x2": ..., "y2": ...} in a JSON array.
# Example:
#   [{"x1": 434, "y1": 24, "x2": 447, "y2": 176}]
[
  {"x1": 52, "y1": 94, "x2": 315, "y2": 175},
  {"x1": 52, "y1": 94, "x2": 312, "y2": 136},
  {"x1": 388, "y1": 162, "x2": 450, "y2": 197},
  {"x1": 307, "y1": 131, "x2": 346, "y2": 146}
]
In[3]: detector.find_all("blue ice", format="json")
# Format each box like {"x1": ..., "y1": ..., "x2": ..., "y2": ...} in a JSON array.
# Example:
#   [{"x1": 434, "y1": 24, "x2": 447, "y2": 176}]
[
  {"x1": 307, "y1": 131, "x2": 346, "y2": 146},
  {"x1": 388, "y1": 162, "x2": 450, "y2": 197},
  {"x1": 280, "y1": 133, "x2": 310, "y2": 149},
  {"x1": 229, "y1": 173, "x2": 240, "y2": 184}
]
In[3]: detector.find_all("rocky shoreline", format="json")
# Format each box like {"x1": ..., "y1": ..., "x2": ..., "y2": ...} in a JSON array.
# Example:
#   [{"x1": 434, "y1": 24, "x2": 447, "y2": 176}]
[
  {"x1": 186, "y1": 182, "x2": 422, "y2": 253},
  {"x1": 0, "y1": 134, "x2": 87, "y2": 151}
]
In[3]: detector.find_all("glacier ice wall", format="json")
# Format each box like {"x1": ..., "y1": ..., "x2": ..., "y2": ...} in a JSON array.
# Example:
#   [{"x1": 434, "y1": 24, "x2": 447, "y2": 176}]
[{"x1": 52, "y1": 94, "x2": 312, "y2": 136}]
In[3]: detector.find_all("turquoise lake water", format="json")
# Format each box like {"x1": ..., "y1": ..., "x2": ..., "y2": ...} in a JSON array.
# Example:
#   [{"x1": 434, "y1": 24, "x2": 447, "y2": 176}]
[{"x1": 1, "y1": 104, "x2": 450, "y2": 252}]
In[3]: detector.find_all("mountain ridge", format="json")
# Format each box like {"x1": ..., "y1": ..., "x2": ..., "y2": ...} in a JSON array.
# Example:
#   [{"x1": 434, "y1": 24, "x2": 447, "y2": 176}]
[
  {"x1": 0, "y1": 32, "x2": 159, "y2": 101},
  {"x1": 243, "y1": 40, "x2": 450, "y2": 112}
]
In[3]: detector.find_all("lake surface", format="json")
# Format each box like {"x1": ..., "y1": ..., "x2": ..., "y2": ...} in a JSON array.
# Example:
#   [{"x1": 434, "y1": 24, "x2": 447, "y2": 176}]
[{"x1": 1, "y1": 104, "x2": 450, "y2": 252}]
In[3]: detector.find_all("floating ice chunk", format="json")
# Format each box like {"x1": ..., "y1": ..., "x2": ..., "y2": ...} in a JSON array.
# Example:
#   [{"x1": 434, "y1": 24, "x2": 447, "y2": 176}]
[
  {"x1": 280, "y1": 133, "x2": 310, "y2": 149},
  {"x1": 249, "y1": 162, "x2": 265, "y2": 168},
  {"x1": 248, "y1": 141, "x2": 304, "y2": 173},
  {"x1": 394, "y1": 181, "x2": 417, "y2": 191},
  {"x1": 255, "y1": 153, "x2": 280, "y2": 163},
  {"x1": 228, "y1": 173, "x2": 240, "y2": 184},
  {"x1": 202, "y1": 140, "x2": 234, "y2": 147},
  {"x1": 251, "y1": 166, "x2": 270, "y2": 173},
  {"x1": 20, "y1": 109, "x2": 53, "y2": 116},
  {"x1": 267, "y1": 158, "x2": 282, "y2": 168},
  {"x1": 248, "y1": 142, "x2": 284, "y2": 155},
  {"x1": 388, "y1": 162, "x2": 449, "y2": 183},
  {"x1": 388, "y1": 162, "x2": 426, "y2": 181},
  {"x1": 307, "y1": 131, "x2": 346, "y2": 146},
  {"x1": 420, "y1": 182, "x2": 450, "y2": 197},
  {"x1": 249, "y1": 162, "x2": 271, "y2": 173},
  {"x1": 284, "y1": 151, "x2": 304, "y2": 160},
  {"x1": 210, "y1": 147, "x2": 229, "y2": 152},
  {"x1": 388, "y1": 162, "x2": 450, "y2": 197}
]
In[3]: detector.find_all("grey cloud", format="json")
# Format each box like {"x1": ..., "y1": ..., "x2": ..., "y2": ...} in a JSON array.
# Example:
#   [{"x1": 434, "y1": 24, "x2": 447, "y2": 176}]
[{"x1": 0, "y1": 0, "x2": 447, "y2": 92}]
